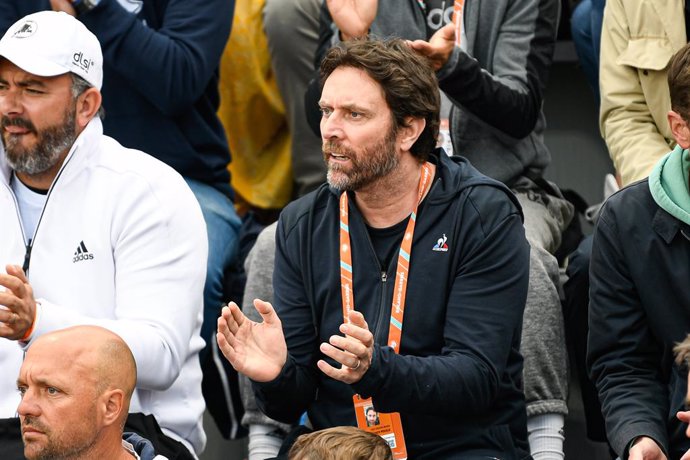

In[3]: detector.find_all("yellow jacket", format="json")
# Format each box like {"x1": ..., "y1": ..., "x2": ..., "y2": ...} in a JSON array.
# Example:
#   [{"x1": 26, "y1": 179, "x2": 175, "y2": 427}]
[
  {"x1": 599, "y1": 0, "x2": 685, "y2": 186},
  {"x1": 218, "y1": 0, "x2": 292, "y2": 210}
]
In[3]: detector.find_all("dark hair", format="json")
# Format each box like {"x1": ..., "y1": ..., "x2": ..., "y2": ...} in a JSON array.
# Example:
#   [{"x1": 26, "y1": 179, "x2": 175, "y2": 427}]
[
  {"x1": 668, "y1": 43, "x2": 690, "y2": 120},
  {"x1": 288, "y1": 426, "x2": 393, "y2": 460},
  {"x1": 70, "y1": 73, "x2": 105, "y2": 120},
  {"x1": 320, "y1": 37, "x2": 440, "y2": 161}
]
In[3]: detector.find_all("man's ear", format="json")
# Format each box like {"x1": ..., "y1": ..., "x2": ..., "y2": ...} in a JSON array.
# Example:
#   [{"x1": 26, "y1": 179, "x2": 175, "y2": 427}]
[
  {"x1": 75, "y1": 87, "x2": 102, "y2": 130},
  {"x1": 398, "y1": 117, "x2": 426, "y2": 152},
  {"x1": 668, "y1": 110, "x2": 690, "y2": 149},
  {"x1": 100, "y1": 389, "x2": 126, "y2": 428}
]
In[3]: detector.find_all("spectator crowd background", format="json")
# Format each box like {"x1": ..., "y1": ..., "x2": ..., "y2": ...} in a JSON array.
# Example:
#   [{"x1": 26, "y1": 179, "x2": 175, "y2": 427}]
[{"x1": 2, "y1": 0, "x2": 690, "y2": 459}]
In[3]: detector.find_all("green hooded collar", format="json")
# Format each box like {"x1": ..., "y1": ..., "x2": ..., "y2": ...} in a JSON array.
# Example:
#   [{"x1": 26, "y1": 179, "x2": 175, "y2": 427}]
[{"x1": 649, "y1": 144, "x2": 690, "y2": 225}]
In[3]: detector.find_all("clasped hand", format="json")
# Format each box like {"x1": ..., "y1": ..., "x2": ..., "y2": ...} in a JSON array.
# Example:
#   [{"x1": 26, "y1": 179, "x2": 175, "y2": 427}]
[
  {"x1": 0, "y1": 265, "x2": 37, "y2": 341},
  {"x1": 318, "y1": 310, "x2": 374, "y2": 384}
]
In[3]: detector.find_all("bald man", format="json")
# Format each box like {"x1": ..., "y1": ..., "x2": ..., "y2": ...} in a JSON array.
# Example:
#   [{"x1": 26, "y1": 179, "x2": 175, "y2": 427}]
[{"x1": 16, "y1": 326, "x2": 162, "y2": 460}]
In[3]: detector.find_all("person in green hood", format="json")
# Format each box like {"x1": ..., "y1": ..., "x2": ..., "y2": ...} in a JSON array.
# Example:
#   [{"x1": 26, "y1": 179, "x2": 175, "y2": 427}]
[{"x1": 587, "y1": 42, "x2": 690, "y2": 460}]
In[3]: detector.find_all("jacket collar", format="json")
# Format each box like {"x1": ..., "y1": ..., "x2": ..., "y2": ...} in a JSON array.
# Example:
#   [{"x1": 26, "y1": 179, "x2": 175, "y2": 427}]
[
  {"x1": 0, "y1": 117, "x2": 103, "y2": 188},
  {"x1": 653, "y1": 205, "x2": 685, "y2": 244}
]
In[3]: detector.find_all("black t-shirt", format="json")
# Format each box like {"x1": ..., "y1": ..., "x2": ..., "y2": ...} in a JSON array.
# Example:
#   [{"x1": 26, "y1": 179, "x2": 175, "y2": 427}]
[
  {"x1": 364, "y1": 173, "x2": 435, "y2": 270},
  {"x1": 366, "y1": 217, "x2": 409, "y2": 270}
]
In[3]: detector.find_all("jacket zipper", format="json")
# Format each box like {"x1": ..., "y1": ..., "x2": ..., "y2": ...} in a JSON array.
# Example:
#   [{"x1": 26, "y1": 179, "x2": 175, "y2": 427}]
[
  {"x1": 360, "y1": 223, "x2": 389, "y2": 344},
  {"x1": 361, "y1": 177, "x2": 436, "y2": 345},
  {"x1": 373, "y1": 270, "x2": 388, "y2": 344},
  {"x1": 2, "y1": 179, "x2": 29, "y2": 264},
  {"x1": 22, "y1": 243, "x2": 32, "y2": 273},
  {"x1": 9, "y1": 149, "x2": 76, "y2": 277}
]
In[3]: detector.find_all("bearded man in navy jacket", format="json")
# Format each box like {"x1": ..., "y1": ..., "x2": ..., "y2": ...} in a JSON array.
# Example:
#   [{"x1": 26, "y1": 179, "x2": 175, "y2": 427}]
[{"x1": 218, "y1": 38, "x2": 532, "y2": 459}]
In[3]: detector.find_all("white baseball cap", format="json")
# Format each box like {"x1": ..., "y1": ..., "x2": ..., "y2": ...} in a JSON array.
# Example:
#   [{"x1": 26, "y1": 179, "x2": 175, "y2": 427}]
[{"x1": 0, "y1": 11, "x2": 103, "y2": 90}]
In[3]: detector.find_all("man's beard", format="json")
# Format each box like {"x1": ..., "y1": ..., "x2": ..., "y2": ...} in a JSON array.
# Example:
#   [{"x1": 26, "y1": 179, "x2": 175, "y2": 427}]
[
  {"x1": 323, "y1": 126, "x2": 399, "y2": 191},
  {"x1": 2, "y1": 105, "x2": 77, "y2": 176},
  {"x1": 22, "y1": 415, "x2": 97, "y2": 460}
]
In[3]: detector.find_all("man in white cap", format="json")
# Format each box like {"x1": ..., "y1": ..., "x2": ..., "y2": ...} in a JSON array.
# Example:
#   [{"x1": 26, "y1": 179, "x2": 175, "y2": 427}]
[{"x1": 0, "y1": 11, "x2": 207, "y2": 459}]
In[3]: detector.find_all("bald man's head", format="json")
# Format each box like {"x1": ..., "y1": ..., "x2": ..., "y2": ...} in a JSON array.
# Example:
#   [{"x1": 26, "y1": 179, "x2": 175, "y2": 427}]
[
  {"x1": 30, "y1": 325, "x2": 136, "y2": 398},
  {"x1": 17, "y1": 326, "x2": 137, "y2": 460}
]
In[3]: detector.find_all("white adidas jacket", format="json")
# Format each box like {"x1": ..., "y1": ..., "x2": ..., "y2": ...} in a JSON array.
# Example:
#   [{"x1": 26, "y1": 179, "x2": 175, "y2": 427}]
[{"x1": 0, "y1": 119, "x2": 208, "y2": 455}]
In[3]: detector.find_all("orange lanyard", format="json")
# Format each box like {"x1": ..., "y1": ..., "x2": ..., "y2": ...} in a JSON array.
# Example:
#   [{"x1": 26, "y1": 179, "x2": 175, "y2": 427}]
[
  {"x1": 454, "y1": 0, "x2": 465, "y2": 46},
  {"x1": 338, "y1": 163, "x2": 433, "y2": 352}
]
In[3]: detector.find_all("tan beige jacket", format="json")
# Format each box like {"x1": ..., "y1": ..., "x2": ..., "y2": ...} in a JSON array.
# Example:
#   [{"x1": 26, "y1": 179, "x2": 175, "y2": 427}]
[{"x1": 599, "y1": 0, "x2": 685, "y2": 186}]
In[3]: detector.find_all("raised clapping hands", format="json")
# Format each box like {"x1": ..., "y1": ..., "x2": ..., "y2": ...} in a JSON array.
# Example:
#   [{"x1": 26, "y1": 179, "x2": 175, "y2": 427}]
[
  {"x1": 0, "y1": 265, "x2": 37, "y2": 341},
  {"x1": 216, "y1": 300, "x2": 288, "y2": 382},
  {"x1": 407, "y1": 22, "x2": 456, "y2": 71},
  {"x1": 326, "y1": 0, "x2": 378, "y2": 41},
  {"x1": 217, "y1": 302, "x2": 374, "y2": 384},
  {"x1": 317, "y1": 310, "x2": 374, "y2": 384}
]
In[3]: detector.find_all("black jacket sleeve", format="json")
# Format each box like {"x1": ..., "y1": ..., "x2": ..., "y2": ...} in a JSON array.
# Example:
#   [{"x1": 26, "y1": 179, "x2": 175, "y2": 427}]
[
  {"x1": 438, "y1": 0, "x2": 558, "y2": 139},
  {"x1": 252, "y1": 216, "x2": 320, "y2": 423},
  {"x1": 79, "y1": 0, "x2": 234, "y2": 116}
]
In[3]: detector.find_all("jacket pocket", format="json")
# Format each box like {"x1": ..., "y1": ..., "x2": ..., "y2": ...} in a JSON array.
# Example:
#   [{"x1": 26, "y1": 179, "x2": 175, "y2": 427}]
[
  {"x1": 617, "y1": 37, "x2": 674, "y2": 71},
  {"x1": 615, "y1": 37, "x2": 674, "y2": 133}
]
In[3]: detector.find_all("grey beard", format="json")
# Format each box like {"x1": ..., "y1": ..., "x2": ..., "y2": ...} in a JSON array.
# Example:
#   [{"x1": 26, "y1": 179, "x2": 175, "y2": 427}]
[
  {"x1": 324, "y1": 127, "x2": 399, "y2": 191},
  {"x1": 3, "y1": 108, "x2": 77, "y2": 176}
]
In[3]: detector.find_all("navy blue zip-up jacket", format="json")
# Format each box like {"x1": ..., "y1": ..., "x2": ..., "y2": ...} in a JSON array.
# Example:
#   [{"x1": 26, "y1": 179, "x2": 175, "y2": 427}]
[
  {"x1": 0, "y1": 0, "x2": 235, "y2": 196},
  {"x1": 255, "y1": 151, "x2": 532, "y2": 459}
]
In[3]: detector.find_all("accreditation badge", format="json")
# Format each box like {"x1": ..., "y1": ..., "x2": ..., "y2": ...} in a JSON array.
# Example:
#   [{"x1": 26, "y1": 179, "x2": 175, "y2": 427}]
[{"x1": 353, "y1": 394, "x2": 407, "y2": 459}]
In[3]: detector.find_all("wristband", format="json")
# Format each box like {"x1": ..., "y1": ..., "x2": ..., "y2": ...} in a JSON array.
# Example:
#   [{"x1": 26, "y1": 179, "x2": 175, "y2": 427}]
[{"x1": 20, "y1": 305, "x2": 37, "y2": 342}]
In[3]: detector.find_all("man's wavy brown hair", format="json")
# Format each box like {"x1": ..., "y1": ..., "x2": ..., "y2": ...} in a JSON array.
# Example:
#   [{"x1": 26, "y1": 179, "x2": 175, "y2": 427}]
[{"x1": 320, "y1": 37, "x2": 441, "y2": 162}]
